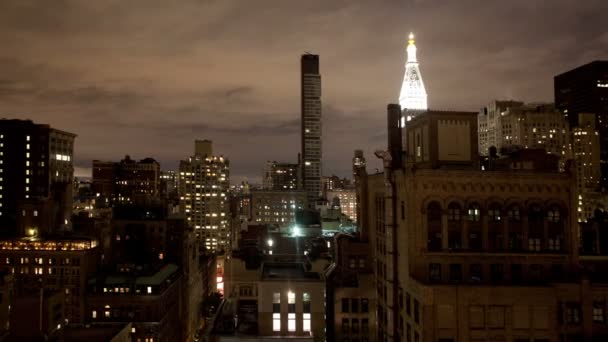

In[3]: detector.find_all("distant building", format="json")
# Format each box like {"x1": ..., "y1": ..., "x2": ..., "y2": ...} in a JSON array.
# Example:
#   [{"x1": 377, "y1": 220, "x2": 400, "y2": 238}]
[
  {"x1": 179, "y1": 140, "x2": 230, "y2": 252},
  {"x1": 249, "y1": 190, "x2": 307, "y2": 228},
  {"x1": 301, "y1": 54, "x2": 323, "y2": 206},
  {"x1": 555, "y1": 60, "x2": 608, "y2": 187},
  {"x1": 160, "y1": 170, "x2": 179, "y2": 199},
  {"x1": 326, "y1": 189, "x2": 357, "y2": 223},
  {"x1": 0, "y1": 236, "x2": 99, "y2": 324},
  {"x1": 263, "y1": 161, "x2": 300, "y2": 190},
  {"x1": 572, "y1": 113, "x2": 602, "y2": 221},
  {"x1": 92, "y1": 156, "x2": 160, "y2": 207},
  {"x1": 0, "y1": 119, "x2": 76, "y2": 236},
  {"x1": 478, "y1": 101, "x2": 570, "y2": 169},
  {"x1": 399, "y1": 33, "x2": 428, "y2": 127},
  {"x1": 86, "y1": 264, "x2": 183, "y2": 342}
]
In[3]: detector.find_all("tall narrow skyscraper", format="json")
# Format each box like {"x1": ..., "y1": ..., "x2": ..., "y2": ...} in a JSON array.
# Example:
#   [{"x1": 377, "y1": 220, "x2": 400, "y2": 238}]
[
  {"x1": 301, "y1": 54, "x2": 322, "y2": 206},
  {"x1": 399, "y1": 33, "x2": 428, "y2": 126}
]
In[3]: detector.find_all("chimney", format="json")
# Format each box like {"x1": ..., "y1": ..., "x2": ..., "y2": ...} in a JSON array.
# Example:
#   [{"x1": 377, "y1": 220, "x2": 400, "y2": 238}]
[{"x1": 387, "y1": 104, "x2": 403, "y2": 169}]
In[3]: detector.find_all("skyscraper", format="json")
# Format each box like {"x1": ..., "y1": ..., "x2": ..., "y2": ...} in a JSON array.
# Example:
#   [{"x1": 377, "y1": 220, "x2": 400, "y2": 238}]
[
  {"x1": 179, "y1": 140, "x2": 230, "y2": 252},
  {"x1": 0, "y1": 119, "x2": 75, "y2": 236},
  {"x1": 301, "y1": 54, "x2": 322, "y2": 206},
  {"x1": 398, "y1": 33, "x2": 428, "y2": 126},
  {"x1": 555, "y1": 60, "x2": 608, "y2": 187}
]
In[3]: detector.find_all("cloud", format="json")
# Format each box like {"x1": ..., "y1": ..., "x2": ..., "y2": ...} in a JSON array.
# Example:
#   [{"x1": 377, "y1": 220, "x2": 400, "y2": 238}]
[{"x1": 0, "y1": 0, "x2": 607, "y2": 182}]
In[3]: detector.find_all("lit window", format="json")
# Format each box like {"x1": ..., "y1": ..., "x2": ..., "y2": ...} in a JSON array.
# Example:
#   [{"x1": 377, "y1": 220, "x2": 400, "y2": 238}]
[
  {"x1": 147, "y1": 286, "x2": 152, "y2": 294},
  {"x1": 288, "y1": 313, "x2": 296, "y2": 332},
  {"x1": 92, "y1": 310, "x2": 97, "y2": 319},
  {"x1": 273, "y1": 313, "x2": 281, "y2": 331}
]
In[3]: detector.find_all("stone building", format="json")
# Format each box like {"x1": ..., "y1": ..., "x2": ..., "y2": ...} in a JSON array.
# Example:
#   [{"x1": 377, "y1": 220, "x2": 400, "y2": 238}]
[{"x1": 358, "y1": 104, "x2": 608, "y2": 341}]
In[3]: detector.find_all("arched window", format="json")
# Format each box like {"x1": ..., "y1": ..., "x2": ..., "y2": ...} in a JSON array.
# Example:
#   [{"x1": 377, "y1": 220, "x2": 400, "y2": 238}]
[
  {"x1": 488, "y1": 204, "x2": 502, "y2": 222},
  {"x1": 427, "y1": 202, "x2": 442, "y2": 251},
  {"x1": 507, "y1": 205, "x2": 521, "y2": 221},
  {"x1": 467, "y1": 203, "x2": 481, "y2": 222},
  {"x1": 427, "y1": 202, "x2": 441, "y2": 222},
  {"x1": 447, "y1": 203, "x2": 461, "y2": 221},
  {"x1": 547, "y1": 206, "x2": 561, "y2": 223}
]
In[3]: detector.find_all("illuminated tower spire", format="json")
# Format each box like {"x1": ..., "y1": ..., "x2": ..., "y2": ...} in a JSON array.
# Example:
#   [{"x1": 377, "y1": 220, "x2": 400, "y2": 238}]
[{"x1": 399, "y1": 33, "x2": 427, "y2": 120}]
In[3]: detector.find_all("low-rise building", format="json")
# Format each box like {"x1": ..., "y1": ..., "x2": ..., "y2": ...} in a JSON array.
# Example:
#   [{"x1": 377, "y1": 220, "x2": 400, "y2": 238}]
[
  {"x1": 86, "y1": 264, "x2": 183, "y2": 342},
  {"x1": 0, "y1": 236, "x2": 99, "y2": 324}
]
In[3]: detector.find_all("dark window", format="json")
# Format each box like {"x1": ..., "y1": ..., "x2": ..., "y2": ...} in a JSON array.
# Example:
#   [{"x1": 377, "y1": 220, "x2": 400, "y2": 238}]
[
  {"x1": 401, "y1": 201, "x2": 405, "y2": 220},
  {"x1": 449, "y1": 264, "x2": 462, "y2": 282},
  {"x1": 342, "y1": 298, "x2": 349, "y2": 313},
  {"x1": 406, "y1": 324, "x2": 411, "y2": 342},
  {"x1": 594, "y1": 302, "x2": 605, "y2": 324},
  {"x1": 351, "y1": 298, "x2": 359, "y2": 313},
  {"x1": 507, "y1": 206, "x2": 521, "y2": 221},
  {"x1": 511, "y1": 264, "x2": 523, "y2": 283},
  {"x1": 566, "y1": 303, "x2": 581, "y2": 324},
  {"x1": 352, "y1": 318, "x2": 359, "y2": 333},
  {"x1": 429, "y1": 263, "x2": 441, "y2": 282},
  {"x1": 414, "y1": 300, "x2": 420, "y2": 324},
  {"x1": 406, "y1": 293, "x2": 411, "y2": 316},
  {"x1": 490, "y1": 264, "x2": 504, "y2": 283},
  {"x1": 470, "y1": 264, "x2": 482, "y2": 282},
  {"x1": 447, "y1": 203, "x2": 461, "y2": 221},
  {"x1": 361, "y1": 298, "x2": 369, "y2": 313},
  {"x1": 362, "y1": 318, "x2": 369, "y2": 333},
  {"x1": 342, "y1": 318, "x2": 350, "y2": 333}
]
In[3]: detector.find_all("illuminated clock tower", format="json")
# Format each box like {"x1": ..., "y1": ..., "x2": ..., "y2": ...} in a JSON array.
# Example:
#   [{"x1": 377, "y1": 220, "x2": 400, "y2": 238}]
[{"x1": 398, "y1": 32, "x2": 427, "y2": 126}]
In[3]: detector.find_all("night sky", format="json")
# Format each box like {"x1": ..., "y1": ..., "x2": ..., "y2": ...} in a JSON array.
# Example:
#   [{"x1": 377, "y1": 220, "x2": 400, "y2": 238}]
[{"x1": 1, "y1": 1, "x2": 607, "y2": 183}]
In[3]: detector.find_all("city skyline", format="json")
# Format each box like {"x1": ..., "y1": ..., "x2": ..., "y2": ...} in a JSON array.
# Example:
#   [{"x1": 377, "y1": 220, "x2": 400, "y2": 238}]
[{"x1": 1, "y1": 1, "x2": 607, "y2": 183}]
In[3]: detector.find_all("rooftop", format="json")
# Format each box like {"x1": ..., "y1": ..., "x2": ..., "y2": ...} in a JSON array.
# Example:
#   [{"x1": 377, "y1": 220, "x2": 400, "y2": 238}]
[{"x1": 262, "y1": 262, "x2": 321, "y2": 281}]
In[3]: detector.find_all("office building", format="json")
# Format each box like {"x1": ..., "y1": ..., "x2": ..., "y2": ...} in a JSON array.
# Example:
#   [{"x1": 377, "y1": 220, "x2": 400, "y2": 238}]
[
  {"x1": 359, "y1": 105, "x2": 608, "y2": 341},
  {"x1": 92, "y1": 156, "x2": 160, "y2": 207},
  {"x1": 0, "y1": 119, "x2": 75, "y2": 236},
  {"x1": 326, "y1": 189, "x2": 357, "y2": 223},
  {"x1": 399, "y1": 33, "x2": 428, "y2": 126},
  {"x1": 179, "y1": 140, "x2": 230, "y2": 251},
  {"x1": 249, "y1": 190, "x2": 307, "y2": 227},
  {"x1": 572, "y1": 113, "x2": 602, "y2": 222},
  {"x1": 0, "y1": 236, "x2": 99, "y2": 324},
  {"x1": 301, "y1": 54, "x2": 323, "y2": 206},
  {"x1": 478, "y1": 101, "x2": 570, "y2": 169},
  {"x1": 555, "y1": 60, "x2": 608, "y2": 187},
  {"x1": 263, "y1": 161, "x2": 300, "y2": 190}
]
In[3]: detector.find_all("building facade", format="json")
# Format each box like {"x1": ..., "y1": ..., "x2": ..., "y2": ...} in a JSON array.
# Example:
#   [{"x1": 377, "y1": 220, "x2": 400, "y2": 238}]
[
  {"x1": 478, "y1": 101, "x2": 569, "y2": 166},
  {"x1": 301, "y1": 54, "x2": 323, "y2": 206},
  {"x1": 555, "y1": 61, "x2": 608, "y2": 188},
  {"x1": 179, "y1": 140, "x2": 230, "y2": 252},
  {"x1": 249, "y1": 190, "x2": 307, "y2": 227},
  {"x1": 263, "y1": 161, "x2": 300, "y2": 191},
  {"x1": 360, "y1": 106, "x2": 608, "y2": 341},
  {"x1": 572, "y1": 113, "x2": 602, "y2": 222},
  {"x1": 92, "y1": 156, "x2": 161, "y2": 207},
  {"x1": 0, "y1": 119, "x2": 75, "y2": 236},
  {"x1": 0, "y1": 237, "x2": 99, "y2": 324},
  {"x1": 326, "y1": 189, "x2": 357, "y2": 223}
]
